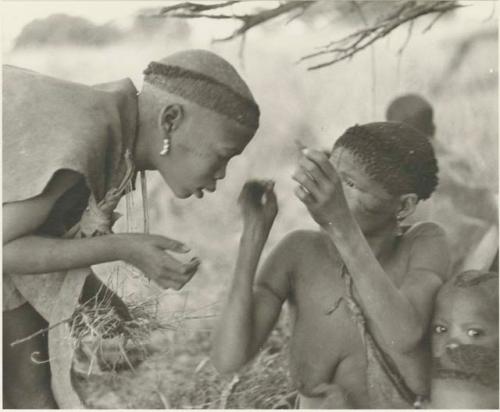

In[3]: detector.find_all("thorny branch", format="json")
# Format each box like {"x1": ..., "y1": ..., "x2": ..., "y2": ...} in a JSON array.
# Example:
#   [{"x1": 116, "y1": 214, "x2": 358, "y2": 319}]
[
  {"x1": 159, "y1": 1, "x2": 240, "y2": 15},
  {"x1": 157, "y1": 1, "x2": 314, "y2": 41},
  {"x1": 153, "y1": 0, "x2": 463, "y2": 70},
  {"x1": 299, "y1": 1, "x2": 463, "y2": 70}
]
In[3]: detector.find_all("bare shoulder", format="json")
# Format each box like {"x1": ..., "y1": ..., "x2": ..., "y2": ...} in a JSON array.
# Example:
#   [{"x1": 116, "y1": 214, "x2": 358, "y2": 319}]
[
  {"x1": 403, "y1": 221, "x2": 447, "y2": 241},
  {"x1": 259, "y1": 229, "x2": 328, "y2": 279},
  {"x1": 402, "y1": 221, "x2": 450, "y2": 282},
  {"x1": 257, "y1": 229, "x2": 333, "y2": 302},
  {"x1": 276, "y1": 229, "x2": 327, "y2": 259}
]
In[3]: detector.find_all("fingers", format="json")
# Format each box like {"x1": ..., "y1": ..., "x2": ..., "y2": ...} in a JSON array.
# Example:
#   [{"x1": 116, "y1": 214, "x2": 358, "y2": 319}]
[
  {"x1": 155, "y1": 256, "x2": 200, "y2": 291},
  {"x1": 154, "y1": 270, "x2": 195, "y2": 291},
  {"x1": 153, "y1": 277, "x2": 184, "y2": 291},
  {"x1": 301, "y1": 148, "x2": 337, "y2": 181},
  {"x1": 263, "y1": 181, "x2": 277, "y2": 206},
  {"x1": 161, "y1": 254, "x2": 200, "y2": 280},
  {"x1": 292, "y1": 147, "x2": 343, "y2": 206},
  {"x1": 292, "y1": 148, "x2": 335, "y2": 201},
  {"x1": 152, "y1": 235, "x2": 190, "y2": 253},
  {"x1": 298, "y1": 155, "x2": 329, "y2": 187},
  {"x1": 240, "y1": 179, "x2": 275, "y2": 206},
  {"x1": 294, "y1": 184, "x2": 314, "y2": 205},
  {"x1": 292, "y1": 168, "x2": 320, "y2": 202}
]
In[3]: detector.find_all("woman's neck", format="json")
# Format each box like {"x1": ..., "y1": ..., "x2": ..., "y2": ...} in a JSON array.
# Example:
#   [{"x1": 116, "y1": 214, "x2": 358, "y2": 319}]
[
  {"x1": 364, "y1": 220, "x2": 399, "y2": 262},
  {"x1": 133, "y1": 116, "x2": 156, "y2": 171}
]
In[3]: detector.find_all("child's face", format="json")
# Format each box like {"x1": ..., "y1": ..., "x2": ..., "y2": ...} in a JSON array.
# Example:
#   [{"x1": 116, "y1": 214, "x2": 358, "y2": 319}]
[
  {"x1": 432, "y1": 288, "x2": 499, "y2": 357},
  {"x1": 431, "y1": 287, "x2": 499, "y2": 388},
  {"x1": 330, "y1": 148, "x2": 400, "y2": 235}
]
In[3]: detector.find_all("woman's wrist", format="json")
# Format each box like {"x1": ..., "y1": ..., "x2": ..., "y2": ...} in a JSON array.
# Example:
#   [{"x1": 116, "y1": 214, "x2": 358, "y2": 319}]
[{"x1": 107, "y1": 233, "x2": 134, "y2": 263}]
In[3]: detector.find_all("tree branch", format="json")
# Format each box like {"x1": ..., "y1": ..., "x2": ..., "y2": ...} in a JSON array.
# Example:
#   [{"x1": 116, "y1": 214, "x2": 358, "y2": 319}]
[
  {"x1": 218, "y1": 1, "x2": 314, "y2": 42},
  {"x1": 151, "y1": 0, "x2": 464, "y2": 70},
  {"x1": 159, "y1": 1, "x2": 240, "y2": 15},
  {"x1": 156, "y1": 0, "x2": 315, "y2": 42},
  {"x1": 300, "y1": 1, "x2": 463, "y2": 70}
]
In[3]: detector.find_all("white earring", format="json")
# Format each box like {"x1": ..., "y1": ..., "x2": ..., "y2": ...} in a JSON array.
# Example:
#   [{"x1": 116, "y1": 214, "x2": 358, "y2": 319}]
[{"x1": 159, "y1": 136, "x2": 170, "y2": 156}]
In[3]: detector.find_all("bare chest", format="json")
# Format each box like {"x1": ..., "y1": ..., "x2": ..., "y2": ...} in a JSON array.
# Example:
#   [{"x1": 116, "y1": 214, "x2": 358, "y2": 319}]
[{"x1": 287, "y1": 251, "x2": 408, "y2": 401}]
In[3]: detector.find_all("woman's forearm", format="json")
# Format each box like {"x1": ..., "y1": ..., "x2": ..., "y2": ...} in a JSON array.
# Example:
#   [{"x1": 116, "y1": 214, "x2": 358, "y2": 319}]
[
  {"x1": 211, "y1": 226, "x2": 268, "y2": 373},
  {"x1": 3, "y1": 234, "x2": 125, "y2": 275},
  {"x1": 325, "y1": 219, "x2": 423, "y2": 351}
]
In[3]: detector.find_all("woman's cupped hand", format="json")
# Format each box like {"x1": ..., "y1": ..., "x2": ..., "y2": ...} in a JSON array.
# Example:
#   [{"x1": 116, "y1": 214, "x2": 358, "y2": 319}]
[{"x1": 116, "y1": 233, "x2": 200, "y2": 291}]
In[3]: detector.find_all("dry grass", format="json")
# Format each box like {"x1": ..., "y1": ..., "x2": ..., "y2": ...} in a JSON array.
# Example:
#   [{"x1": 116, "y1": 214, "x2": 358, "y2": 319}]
[
  {"x1": 73, "y1": 300, "x2": 294, "y2": 409},
  {"x1": 70, "y1": 291, "x2": 167, "y2": 375}
]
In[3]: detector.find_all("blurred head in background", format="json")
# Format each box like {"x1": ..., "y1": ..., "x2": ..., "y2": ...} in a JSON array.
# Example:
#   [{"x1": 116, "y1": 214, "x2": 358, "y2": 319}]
[
  {"x1": 134, "y1": 49, "x2": 260, "y2": 199},
  {"x1": 386, "y1": 93, "x2": 435, "y2": 139},
  {"x1": 430, "y1": 270, "x2": 498, "y2": 408},
  {"x1": 330, "y1": 122, "x2": 439, "y2": 235}
]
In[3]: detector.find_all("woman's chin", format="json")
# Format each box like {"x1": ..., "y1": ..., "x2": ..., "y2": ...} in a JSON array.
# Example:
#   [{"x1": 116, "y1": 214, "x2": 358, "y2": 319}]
[
  {"x1": 193, "y1": 188, "x2": 204, "y2": 199},
  {"x1": 169, "y1": 185, "x2": 206, "y2": 199},
  {"x1": 168, "y1": 185, "x2": 191, "y2": 199},
  {"x1": 178, "y1": 188, "x2": 204, "y2": 199}
]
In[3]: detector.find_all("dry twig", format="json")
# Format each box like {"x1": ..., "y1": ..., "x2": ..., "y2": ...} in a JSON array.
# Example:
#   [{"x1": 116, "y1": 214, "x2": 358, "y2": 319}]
[
  {"x1": 220, "y1": 374, "x2": 241, "y2": 408},
  {"x1": 299, "y1": 1, "x2": 463, "y2": 70},
  {"x1": 153, "y1": 0, "x2": 463, "y2": 70},
  {"x1": 157, "y1": 0, "x2": 314, "y2": 41}
]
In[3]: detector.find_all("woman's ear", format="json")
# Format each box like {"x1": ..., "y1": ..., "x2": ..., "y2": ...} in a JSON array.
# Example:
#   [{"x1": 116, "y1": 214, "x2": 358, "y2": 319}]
[
  {"x1": 158, "y1": 104, "x2": 184, "y2": 134},
  {"x1": 397, "y1": 193, "x2": 419, "y2": 221}
]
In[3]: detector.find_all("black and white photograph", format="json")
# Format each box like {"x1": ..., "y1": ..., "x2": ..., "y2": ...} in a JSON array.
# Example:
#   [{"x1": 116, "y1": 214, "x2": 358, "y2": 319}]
[{"x1": 2, "y1": 0, "x2": 498, "y2": 409}]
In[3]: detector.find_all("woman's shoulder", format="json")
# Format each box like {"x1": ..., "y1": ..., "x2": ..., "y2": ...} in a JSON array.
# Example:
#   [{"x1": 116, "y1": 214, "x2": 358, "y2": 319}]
[
  {"x1": 402, "y1": 221, "x2": 447, "y2": 241},
  {"x1": 276, "y1": 229, "x2": 330, "y2": 258},
  {"x1": 280, "y1": 229, "x2": 326, "y2": 245},
  {"x1": 401, "y1": 221, "x2": 450, "y2": 279}
]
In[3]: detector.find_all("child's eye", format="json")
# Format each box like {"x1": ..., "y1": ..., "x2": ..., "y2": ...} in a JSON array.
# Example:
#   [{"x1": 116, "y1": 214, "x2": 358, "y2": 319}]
[
  {"x1": 467, "y1": 329, "x2": 483, "y2": 338},
  {"x1": 434, "y1": 325, "x2": 447, "y2": 334}
]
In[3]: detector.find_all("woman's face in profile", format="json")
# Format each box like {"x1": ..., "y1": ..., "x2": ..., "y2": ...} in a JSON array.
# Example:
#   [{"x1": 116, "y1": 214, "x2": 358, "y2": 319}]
[{"x1": 160, "y1": 107, "x2": 255, "y2": 199}]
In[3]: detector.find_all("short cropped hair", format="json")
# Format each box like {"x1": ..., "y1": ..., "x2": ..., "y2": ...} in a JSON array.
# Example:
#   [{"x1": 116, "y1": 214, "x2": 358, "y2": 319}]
[
  {"x1": 143, "y1": 49, "x2": 259, "y2": 130},
  {"x1": 386, "y1": 94, "x2": 434, "y2": 138},
  {"x1": 333, "y1": 122, "x2": 438, "y2": 200},
  {"x1": 444, "y1": 269, "x2": 499, "y2": 308}
]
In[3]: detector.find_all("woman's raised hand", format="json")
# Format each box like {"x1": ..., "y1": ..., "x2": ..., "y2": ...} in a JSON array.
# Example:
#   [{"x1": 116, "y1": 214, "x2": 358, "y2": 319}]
[
  {"x1": 238, "y1": 180, "x2": 278, "y2": 234},
  {"x1": 292, "y1": 148, "x2": 349, "y2": 227},
  {"x1": 117, "y1": 233, "x2": 200, "y2": 290}
]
